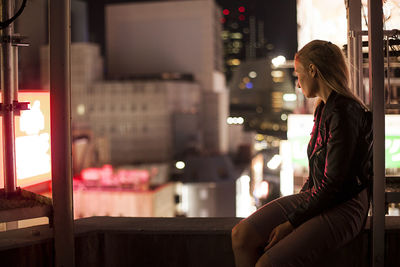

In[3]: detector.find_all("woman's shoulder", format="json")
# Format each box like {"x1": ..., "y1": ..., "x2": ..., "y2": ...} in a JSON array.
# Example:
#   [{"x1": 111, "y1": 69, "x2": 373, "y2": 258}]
[{"x1": 331, "y1": 93, "x2": 365, "y2": 114}]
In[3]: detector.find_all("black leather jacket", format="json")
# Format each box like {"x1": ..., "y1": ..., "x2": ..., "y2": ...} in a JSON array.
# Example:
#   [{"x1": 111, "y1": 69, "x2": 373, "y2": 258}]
[{"x1": 287, "y1": 91, "x2": 373, "y2": 228}]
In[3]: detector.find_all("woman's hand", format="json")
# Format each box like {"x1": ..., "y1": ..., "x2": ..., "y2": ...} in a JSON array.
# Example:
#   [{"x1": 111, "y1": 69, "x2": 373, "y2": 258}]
[{"x1": 264, "y1": 221, "x2": 294, "y2": 251}]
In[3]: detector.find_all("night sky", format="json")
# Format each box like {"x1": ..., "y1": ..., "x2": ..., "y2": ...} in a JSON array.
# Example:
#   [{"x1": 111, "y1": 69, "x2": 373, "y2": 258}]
[
  {"x1": 85, "y1": 0, "x2": 297, "y2": 60},
  {"x1": 216, "y1": 0, "x2": 297, "y2": 59}
]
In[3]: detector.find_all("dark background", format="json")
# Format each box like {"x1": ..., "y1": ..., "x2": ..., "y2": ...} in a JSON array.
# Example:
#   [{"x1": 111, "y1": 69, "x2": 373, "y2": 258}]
[{"x1": 83, "y1": 0, "x2": 297, "y2": 61}]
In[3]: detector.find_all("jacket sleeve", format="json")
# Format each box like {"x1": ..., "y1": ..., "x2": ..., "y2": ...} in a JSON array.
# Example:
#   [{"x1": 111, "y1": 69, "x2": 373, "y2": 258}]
[
  {"x1": 300, "y1": 177, "x2": 312, "y2": 192},
  {"x1": 287, "y1": 107, "x2": 360, "y2": 228}
]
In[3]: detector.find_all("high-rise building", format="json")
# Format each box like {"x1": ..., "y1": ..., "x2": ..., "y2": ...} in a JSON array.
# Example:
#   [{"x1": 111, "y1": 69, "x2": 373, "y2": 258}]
[
  {"x1": 220, "y1": 4, "x2": 270, "y2": 82},
  {"x1": 88, "y1": 79, "x2": 201, "y2": 164},
  {"x1": 41, "y1": 43, "x2": 204, "y2": 165},
  {"x1": 105, "y1": 0, "x2": 224, "y2": 92},
  {"x1": 228, "y1": 57, "x2": 295, "y2": 139},
  {"x1": 40, "y1": 43, "x2": 104, "y2": 129},
  {"x1": 105, "y1": 0, "x2": 229, "y2": 153}
]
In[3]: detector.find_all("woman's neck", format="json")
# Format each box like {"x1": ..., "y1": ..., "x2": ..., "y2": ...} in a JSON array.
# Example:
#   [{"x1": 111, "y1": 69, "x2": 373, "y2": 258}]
[{"x1": 317, "y1": 81, "x2": 332, "y2": 103}]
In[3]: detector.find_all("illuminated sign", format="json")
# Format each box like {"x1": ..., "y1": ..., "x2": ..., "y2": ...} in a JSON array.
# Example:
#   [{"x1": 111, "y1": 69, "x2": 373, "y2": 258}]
[
  {"x1": 288, "y1": 114, "x2": 400, "y2": 169},
  {"x1": 0, "y1": 91, "x2": 51, "y2": 188},
  {"x1": 287, "y1": 114, "x2": 314, "y2": 168},
  {"x1": 386, "y1": 115, "x2": 400, "y2": 168},
  {"x1": 297, "y1": 0, "x2": 400, "y2": 48}
]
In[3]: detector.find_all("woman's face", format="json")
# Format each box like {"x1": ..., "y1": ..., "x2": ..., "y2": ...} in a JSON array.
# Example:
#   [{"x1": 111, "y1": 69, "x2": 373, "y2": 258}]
[{"x1": 294, "y1": 59, "x2": 318, "y2": 98}]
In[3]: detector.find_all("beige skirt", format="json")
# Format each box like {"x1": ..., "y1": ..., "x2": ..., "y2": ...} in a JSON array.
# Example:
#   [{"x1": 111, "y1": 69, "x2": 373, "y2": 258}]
[{"x1": 245, "y1": 188, "x2": 369, "y2": 266}]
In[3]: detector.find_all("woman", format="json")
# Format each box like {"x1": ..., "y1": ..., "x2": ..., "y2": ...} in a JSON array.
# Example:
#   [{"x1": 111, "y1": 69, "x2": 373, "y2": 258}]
[{"x1": 231, "y1": 40, "x2": 373, "y2": 267}]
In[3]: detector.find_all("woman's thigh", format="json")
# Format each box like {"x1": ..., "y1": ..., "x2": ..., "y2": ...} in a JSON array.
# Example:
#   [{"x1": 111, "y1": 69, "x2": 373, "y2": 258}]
[
  {"x1": 244, "y1": 192, "x2": 311, "y2": 244},
  {"x1": 258, "y1": 189, "x2": 369, "y2": 267}
]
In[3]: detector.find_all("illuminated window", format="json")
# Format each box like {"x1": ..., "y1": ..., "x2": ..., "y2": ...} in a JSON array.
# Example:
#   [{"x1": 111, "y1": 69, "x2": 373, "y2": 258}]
[
  {"x1": 283, "y1": 93, "x2": 297, "y2": 102},
  {"x1": 229, "y1": 59, "x2": 241, "y2": 66},
  {"x1": 249, "y1": 71, "x2": 257, "y2": 78},
  {"x1": 273, "y1": 77, "x2": 284, "y2": 83},
  {"x1": 242, "y1": 77, "x2": 250, "y2": 83},
  {"x1": 76, "y1": 104, "x2": 85, "y2": 115},
  {"x1": 271, "y1": 70, "x2": 284, "y2": 78},
  {"x1": 231, "y1": 32, "x2": 243, "y2": 39},
  {"x1": 232, "y1": 41, "x2": 241, "y2": 48}
]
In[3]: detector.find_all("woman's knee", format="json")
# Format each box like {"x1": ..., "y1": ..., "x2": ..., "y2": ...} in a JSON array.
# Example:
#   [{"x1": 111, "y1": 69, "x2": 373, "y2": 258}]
[{"x1": 231, "y1": 220, "x2": 262, "y2": 250}]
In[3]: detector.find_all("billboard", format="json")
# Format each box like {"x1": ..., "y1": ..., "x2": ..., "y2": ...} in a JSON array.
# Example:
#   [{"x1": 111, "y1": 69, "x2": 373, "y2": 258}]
[
  {"x1": 288, "y1": 114, "x2": 400, "y2": 169},
  {"x1": 297, "y1": 0, "x2": 400, "y2": 48},
  {"x1": 0, "y1": 91, "x2": 51, "y2": 188}
]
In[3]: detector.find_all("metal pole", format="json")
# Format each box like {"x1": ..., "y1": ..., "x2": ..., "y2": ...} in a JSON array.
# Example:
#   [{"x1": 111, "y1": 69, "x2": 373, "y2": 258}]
[
  {"x1": 346, "y1": 0, "x2": 361, "y2": 95},
  {"x1": 1, "y1": 0, "x2": 17, "y2": 194},
  {"x1": 49, "y1": 0, "x2": 75, "y2": 266},
  {"x1": 368, "y1": 0, "x2": 385, "y2": 266},
  {"x1": 13, "y1": 39, "x2": 17, "y2": 100}
]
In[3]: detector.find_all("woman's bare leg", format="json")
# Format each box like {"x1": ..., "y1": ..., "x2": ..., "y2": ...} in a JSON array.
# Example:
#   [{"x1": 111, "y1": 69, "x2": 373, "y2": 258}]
[
  {"x1": 232, "y1": 220, "x2": 265, "y2": 267},
  {"x1": 231, "y1": 193, "x2": 309, "y2": 267}
]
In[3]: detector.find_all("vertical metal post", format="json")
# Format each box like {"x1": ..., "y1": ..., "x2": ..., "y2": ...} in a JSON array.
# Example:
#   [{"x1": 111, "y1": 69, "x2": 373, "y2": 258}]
[
  {"x1": 368, "y1": 0, "x2": 385, "y2": 266},
  {"x1": 1, "y1": 0, "x2": 17, "y2": 194},
  {"x1": 49, "y1": 0, "x2": 75, "y2": 266},
  {"x1": 346, "y1": 0, "x2": 361, "y2": 95},
  {"x1": 13, "y1": 40, "x2": 17, "y2": 100}
]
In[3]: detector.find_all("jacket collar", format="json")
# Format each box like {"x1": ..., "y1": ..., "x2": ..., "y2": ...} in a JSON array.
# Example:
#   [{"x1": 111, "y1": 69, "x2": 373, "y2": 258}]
[
  {"x1": 319, "y1": 90, "x2": 338, "y2": 126},
  {"x1": 308, "y1": 90, "x2": 338, "y2": 159}
]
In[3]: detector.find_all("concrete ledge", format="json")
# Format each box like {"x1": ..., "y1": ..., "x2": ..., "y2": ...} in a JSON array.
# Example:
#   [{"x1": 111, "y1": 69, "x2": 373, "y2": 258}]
[
  {"x1": 0, "y1": 217, "x2": 241, "y2": 267},
  {"x1": 0, "y1": 216, "x2": 399, "y2": 266}
]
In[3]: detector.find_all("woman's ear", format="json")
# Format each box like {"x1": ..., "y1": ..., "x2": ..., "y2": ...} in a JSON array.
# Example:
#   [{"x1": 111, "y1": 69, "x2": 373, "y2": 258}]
[{"x1": 309, "y1": 64, "x2": 317, "y2": 78}]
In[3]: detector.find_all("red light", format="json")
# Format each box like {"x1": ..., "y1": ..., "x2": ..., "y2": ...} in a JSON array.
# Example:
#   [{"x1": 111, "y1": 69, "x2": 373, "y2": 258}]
[
  {"x1": 223, "y1": 9, "x2": 230, "y2": 15},
  {"x1": 239, "y1": 14, "x2": 245, "y2": 21},
  {"x1": 220, "y1": 18, "x2": 226, "y2": 24},
  {"x1": 0, "y1": 91, "x2": 52, "y2": 188},
  {"x1": 238, "y1": 6, "x2": 245, "y2": 13}
]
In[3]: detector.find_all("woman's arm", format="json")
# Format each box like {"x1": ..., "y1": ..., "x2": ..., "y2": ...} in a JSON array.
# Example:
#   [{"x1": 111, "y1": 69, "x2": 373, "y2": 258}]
[{"x1": 287, "y1": 106, "x2": 362, "y2": 228}]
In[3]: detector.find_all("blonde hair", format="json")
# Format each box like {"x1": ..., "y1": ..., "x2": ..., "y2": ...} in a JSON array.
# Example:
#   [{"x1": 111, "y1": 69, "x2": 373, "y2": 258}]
[{"x1": 295, "y1": 40, "x2": 368, "y2": 110}]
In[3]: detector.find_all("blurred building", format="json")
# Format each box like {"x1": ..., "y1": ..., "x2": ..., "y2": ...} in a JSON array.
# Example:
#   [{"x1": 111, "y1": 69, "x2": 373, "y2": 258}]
[
  {"x1": 229, "y1": 58, "x2": 295, "y2": 139},
  {"x1": 105, "y1": 0, "x2": 229, "y2": 154},
  {"x1": 37, "y1": 0, "x2": 240, "y2": 165},
  {"x1": 179, "y1": 154, "x2": 238, "y2": 217},
  {"x1": 221, "y1": 11, "x2": 270, "y2": 81},
  {"x1": 42, "y1": 43, "x2": 202, "y2": 164},
  {"x1": 89, "y1": 79, "x2": 201, "y2": 164},
  {"x1": 15, "y1": 0, "x2": 91, "y2": 89}
]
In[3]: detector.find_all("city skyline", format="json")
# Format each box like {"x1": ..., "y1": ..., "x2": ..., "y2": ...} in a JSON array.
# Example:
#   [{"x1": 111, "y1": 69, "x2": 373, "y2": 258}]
[{"x1": 84, "y1": 0, "x2": 297, "y2": 75}]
